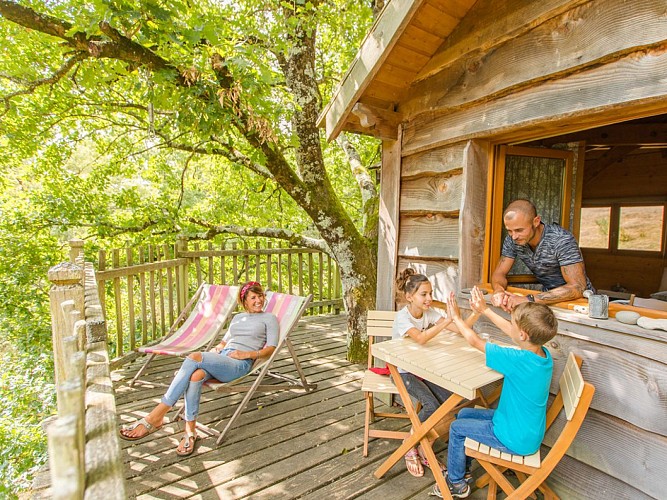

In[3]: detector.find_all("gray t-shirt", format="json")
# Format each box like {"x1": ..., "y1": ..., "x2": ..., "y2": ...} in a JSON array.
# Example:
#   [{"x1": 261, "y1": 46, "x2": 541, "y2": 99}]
[
  {"x1": 223, "y1": 312, "x2": 279, "y2": 352},
  {"x1": 392, "y1": 306, "x2": 444, "y2": 373},
  {"x1": 501, "y1": 222, "x2": 594, "y2": 292}
]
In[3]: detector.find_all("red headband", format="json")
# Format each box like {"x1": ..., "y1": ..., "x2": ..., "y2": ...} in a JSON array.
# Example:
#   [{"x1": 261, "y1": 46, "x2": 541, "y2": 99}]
[{"x1": 240, "y1": 281, "x2": 261, "y2": 301}]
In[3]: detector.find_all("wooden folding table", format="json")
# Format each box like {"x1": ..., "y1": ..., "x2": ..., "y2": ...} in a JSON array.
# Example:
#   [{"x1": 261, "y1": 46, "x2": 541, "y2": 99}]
[{"x1": 372, "y1": 332, "x2": 504, "y2": 499}]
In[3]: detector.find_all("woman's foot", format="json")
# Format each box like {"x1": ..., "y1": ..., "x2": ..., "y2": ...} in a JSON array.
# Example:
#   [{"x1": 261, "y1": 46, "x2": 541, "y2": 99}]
[
  {"x1": 119, "y1": 417, "x2": 162, "y2": 440},
  {"x1": 176, "y1": 430, "x2": 198, "y2": 456},
  {"x1": 405, "y1": 447, "x2": 424, "y2": 477}
]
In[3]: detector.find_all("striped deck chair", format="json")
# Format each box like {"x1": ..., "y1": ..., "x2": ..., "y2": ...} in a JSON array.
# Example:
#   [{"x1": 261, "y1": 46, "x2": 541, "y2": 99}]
[
  {"x1": 129, "y1": 283, "x2": 239, "y2": 387},
  {"x1": 196, "y1": 292, "x2": 316, "y2": 444}
]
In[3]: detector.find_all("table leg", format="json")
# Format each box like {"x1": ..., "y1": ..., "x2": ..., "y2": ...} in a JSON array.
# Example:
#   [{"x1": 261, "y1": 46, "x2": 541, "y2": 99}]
[{"x1": 374, "y1": 364, "x2": 461, "y2": 499}]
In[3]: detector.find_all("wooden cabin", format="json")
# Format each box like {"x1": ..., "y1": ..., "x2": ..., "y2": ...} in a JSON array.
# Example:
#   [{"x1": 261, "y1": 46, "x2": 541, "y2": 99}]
[{"x1": 320, "y1": 0, "x2": 667, "y2": 498}]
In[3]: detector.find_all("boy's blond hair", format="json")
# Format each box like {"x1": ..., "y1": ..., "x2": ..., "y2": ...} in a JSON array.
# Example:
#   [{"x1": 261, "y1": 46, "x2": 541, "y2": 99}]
[{"x1": 511, "y1": 302, "x2": 558, "y2": 345}]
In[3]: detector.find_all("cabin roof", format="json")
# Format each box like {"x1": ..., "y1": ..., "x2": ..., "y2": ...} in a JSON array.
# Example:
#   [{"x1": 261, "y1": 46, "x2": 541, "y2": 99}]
[{"x1": 318, "y1": 0, "x2": 476, "y2": 141}]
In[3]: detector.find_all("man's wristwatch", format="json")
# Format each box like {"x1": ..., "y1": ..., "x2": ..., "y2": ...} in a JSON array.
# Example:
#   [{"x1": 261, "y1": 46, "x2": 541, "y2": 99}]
[{"x1": 526, "y1": 294, "x2": 535, "y2": 302}]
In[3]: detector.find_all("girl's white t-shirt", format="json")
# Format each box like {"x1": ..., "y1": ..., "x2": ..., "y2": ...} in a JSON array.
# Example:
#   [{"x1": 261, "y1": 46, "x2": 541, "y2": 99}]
[{"x1": 392, "y1": 306, "x2": 445, "y2": 373}]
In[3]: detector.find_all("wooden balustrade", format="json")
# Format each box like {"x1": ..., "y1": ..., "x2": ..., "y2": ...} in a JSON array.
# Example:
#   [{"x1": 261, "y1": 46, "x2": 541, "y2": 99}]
[
  {"x1": 36, "y1": 242, "x2": 125, "y2": 499},
  {"x1": 95, "y1": 239, "x2": 343, "y2": 359}
]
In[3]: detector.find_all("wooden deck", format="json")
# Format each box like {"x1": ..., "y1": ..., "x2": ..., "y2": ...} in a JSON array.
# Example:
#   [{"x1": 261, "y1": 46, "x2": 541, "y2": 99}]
[{"x1": 113, "y1": 314, "x2": 496, "y2": 499}]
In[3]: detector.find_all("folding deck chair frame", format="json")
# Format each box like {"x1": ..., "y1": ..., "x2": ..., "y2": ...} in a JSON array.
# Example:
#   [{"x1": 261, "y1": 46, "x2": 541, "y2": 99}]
[
  {"x1": 182, "y1": 292, "x2": 317, "y2": 445},
  {"x1": 129, "y1": 283, "x2": 239, "y2": 387}
]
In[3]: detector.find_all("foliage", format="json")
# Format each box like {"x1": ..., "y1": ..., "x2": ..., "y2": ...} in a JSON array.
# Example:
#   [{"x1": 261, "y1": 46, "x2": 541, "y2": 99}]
[{"x1": 0, "y1": 0, "x2": 380, "y2": 495}]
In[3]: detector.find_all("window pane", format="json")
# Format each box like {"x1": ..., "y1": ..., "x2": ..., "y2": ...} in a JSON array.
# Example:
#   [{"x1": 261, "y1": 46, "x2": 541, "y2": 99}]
[
  {"x1": 618, "y1": 206, "x2": 664, "y2": 251},
  {"x1": 503, "y1": 154, "x2": 566, "y2": 276},
  {"x1": 579, "y1": 207, "x2": 610, "y2": 248}
]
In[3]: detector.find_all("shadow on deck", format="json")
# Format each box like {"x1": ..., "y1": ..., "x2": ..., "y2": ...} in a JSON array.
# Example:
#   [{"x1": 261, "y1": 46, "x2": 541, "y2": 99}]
[{"x1": 113, "y1": 314, "x2": 495, "y2": 499}]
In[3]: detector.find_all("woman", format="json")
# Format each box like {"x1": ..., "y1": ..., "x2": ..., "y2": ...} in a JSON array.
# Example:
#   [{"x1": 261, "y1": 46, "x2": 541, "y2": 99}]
[
  {"x1": 119, "y1": 281, "x2": 279, "y2": 456},
  {"x1": 393, "y1": 268, "x2": 478, "y2": 477}
]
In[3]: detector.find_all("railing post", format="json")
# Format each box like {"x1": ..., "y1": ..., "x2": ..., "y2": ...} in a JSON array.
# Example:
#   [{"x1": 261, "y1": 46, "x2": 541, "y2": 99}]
[
  {"x1": 69, "y1": 238, "x2": 84, "y2": 264},
  {"x1": 48, "y1": 261, "x2": 84, "y2": 387},
  {"x1": 176, "y1": 236, "x2": 189, "y2": 308}
]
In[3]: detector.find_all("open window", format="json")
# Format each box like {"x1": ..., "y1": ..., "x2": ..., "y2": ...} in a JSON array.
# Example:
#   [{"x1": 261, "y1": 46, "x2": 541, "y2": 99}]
[{"x1": 485, "y1": 145, "x2": 574, "y2": 284}]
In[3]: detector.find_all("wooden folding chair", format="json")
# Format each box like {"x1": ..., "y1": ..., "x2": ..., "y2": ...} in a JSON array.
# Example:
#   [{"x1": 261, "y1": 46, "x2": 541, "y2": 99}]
[
  {"x1": 465, "y1": 353, "x2": 595, "y2": 499},
  {"x1": 197, "y1": 292, "x2": 316, "y2": 444},
  {"x1": 362, "y1": 310, "x2": 415, "y2": 456},
  {"x1": 129, "y1": 283, "x2": 239, "y2": 387}
]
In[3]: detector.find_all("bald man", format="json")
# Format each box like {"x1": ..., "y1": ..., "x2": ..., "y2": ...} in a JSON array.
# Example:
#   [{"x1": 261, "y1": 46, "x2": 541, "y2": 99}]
[{"x1": 491, "y1": 199, "x2": 594, "y2": 311}]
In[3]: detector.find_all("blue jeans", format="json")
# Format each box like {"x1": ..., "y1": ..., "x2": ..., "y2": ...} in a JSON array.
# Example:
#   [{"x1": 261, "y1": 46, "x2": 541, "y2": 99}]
[
  {"x1": 447, "y1": 408, "x2": 518, "y2": 484},
  {"x1": 399, "y1": 372, "x2": 452, "y2": 422},
  {"x1": 162, "y1": 348, "x2": 253, "y2": 421}
]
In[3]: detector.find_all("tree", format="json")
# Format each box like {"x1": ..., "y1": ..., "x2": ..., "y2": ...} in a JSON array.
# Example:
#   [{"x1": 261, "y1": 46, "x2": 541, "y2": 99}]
[{"x1": 0, "y1": 0, "x2": 382, "y2": 362}]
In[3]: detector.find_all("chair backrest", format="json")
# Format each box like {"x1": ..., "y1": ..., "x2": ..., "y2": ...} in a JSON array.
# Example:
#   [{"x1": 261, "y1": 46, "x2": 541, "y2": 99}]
[
  {"x1": 543, "y1": 353, "x2": 595, "y2": 465},
  {"x1": 263, "y1": 291, "x2": 311, "y2": 344},
  {"x1": 152, "y1": 284, "x2": 239, "y2": 354},
  {"x1": 366, "y1": 310, "x2": 396, "y2": 368}
]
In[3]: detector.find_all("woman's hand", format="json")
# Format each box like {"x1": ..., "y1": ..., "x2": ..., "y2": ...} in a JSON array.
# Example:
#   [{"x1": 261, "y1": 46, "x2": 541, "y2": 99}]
[
  {"x1": 469, "y1": 286, "x2": 488, "y2": 314},
  {"x1": 227, "y1": 350, "x2": 245, "y2": 360}
]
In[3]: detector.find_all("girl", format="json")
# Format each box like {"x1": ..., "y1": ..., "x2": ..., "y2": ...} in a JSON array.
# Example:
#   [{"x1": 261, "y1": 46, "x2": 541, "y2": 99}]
[{"x1": 393, "y1": 268, "x2": 478, "y2": 477}]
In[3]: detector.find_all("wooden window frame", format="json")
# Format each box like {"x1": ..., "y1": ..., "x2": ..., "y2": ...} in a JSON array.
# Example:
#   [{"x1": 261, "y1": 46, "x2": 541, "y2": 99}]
[
  {"x1": 484, "y1": 145, "x2": 574, "y2": 283},
  {"x1": 580, "y1": 200, "x2": 667, "y2": 257}
]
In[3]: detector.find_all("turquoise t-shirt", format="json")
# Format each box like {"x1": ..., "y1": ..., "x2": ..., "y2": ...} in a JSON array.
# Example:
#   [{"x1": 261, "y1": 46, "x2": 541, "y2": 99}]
[{"x1": 486, "y1": 343, "x2": 553, "y2": 455}]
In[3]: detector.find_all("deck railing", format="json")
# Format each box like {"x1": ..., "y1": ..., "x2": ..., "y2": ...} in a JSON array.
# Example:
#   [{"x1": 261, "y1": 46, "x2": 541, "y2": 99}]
[
  {"x1": 39, "y1": 242, "x2": 124, "y2": 499},
  {"x1": 94, "y1": 239, "x2": 343, "y2": 359}
]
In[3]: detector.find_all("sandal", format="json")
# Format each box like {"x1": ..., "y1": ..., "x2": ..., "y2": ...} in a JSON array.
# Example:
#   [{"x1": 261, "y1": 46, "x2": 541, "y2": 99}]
[
  {"x1": 404, "y1": 447, "x2": 424, "y2": 477},
  {"x1": 119, "y1": 417, "x2": 161, "y2": 441},
  {"x1": 176, "y1": 431, "x2": 198, "y2": 457},
  {"x1": 418, "y1": 445, "x2": 447, "y2": 474}
]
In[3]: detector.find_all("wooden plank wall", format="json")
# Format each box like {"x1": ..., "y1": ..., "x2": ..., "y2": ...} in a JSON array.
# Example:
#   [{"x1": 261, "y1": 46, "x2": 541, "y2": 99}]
[
  {"x1": 400, "y1": 0, "x2": 667, "y2": 154},
  {"x1": 394, "y1": 141, "x2": 469, "y2": 304}
]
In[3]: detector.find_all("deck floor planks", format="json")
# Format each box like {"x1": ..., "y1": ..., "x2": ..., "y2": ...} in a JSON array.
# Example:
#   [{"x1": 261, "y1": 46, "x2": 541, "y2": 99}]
[{"x1": 115, "y1": 313, "x2": 494, "y2": 499}]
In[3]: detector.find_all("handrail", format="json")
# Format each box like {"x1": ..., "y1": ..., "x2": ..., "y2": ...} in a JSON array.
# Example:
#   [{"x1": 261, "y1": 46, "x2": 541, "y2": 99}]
[
  {"x1": 37, "y1": 241, "x2": 125, "y2": 499},
  {"x1": 94, "y1": 239, "x2": 343, "y2": 359}
]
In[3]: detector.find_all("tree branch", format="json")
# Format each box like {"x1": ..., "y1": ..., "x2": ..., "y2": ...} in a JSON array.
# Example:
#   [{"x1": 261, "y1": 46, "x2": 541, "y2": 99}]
[
  {"x1": 186, "y1": 218, "x2": 329, "y2": 254},
  {"x1": 337, "y1": 132, "x2": 376, "y2": 207},
  {"x1": 1, "y1": 52, "x2": 88, "y2": 114}
]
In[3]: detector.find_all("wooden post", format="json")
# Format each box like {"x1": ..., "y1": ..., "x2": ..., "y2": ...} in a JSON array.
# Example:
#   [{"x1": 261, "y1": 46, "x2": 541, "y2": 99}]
[
  {"x1": 56, "y1": 379, "x2": 85, "y2": 483},
  {"x1": 69, "y1": 239, "x2": 84, "y2": 264},
  {"x1": 47, "y1": 415, "x2": 83, "y2": 500},
  {"x1": 48, "y1": 262, "x2": 84, "y2": 387}
]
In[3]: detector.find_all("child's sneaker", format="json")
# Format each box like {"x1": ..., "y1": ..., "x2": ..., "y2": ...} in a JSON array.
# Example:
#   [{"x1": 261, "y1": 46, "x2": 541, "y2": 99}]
[{"x1": 429, "y1": 476, "x2": 471, "y2": 498}]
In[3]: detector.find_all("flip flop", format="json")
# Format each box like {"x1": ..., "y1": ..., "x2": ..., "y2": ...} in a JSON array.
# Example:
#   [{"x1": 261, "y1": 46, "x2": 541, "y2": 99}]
[
  {"x1": 405, "y1": 447, "x2": 424, "y2": 477},
  {"x1": 119, "y1": 417, "x2": 161, "y2": 441},
  {"x1": 176, "y1": 431, "x2": 198, "y2": 457}
]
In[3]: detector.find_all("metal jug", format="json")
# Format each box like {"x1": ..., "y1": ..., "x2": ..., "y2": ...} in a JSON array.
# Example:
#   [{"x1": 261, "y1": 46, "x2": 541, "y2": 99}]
[{"x1": 587, "y1": 293, "x2": 609, "y2": 319}]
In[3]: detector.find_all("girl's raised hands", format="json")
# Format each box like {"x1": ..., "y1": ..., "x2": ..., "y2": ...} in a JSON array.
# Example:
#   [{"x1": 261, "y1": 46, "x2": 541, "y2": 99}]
[
  {"x1": 469, "y1": 286, "x2": 488, "y2": 314},
  {"x1": 446, "y1": 292, "x2": 462, "y2": 320}
]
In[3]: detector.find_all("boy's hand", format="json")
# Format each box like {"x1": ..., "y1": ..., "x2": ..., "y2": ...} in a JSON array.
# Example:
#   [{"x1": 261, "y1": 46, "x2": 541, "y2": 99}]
[
  {"x1": 446, "y1": 292, "x2": 462, "y2": 321},
  {"x1": 469, "y1": 286, "x2": 488, "y2": 314}
]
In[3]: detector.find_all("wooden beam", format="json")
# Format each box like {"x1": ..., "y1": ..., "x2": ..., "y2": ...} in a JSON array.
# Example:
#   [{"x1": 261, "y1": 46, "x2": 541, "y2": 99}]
[
  {"x1": 351, "y1": 103, "x2": 402, "y2": 140},
  {"x1": 403, "y1": 0, "x2": 667, "y2": 118},
  {"x1": 540, "y1": 123, "x2": 667, "y2": 146},
  {"x1": 402, "y1": 46, "x2": 667, "y2": 156},
  {"x1": 376, "y1": 129, "x2": 403, "y2": 310},
  {"x1": 583, "y1": 146, "x2": 640, "y2": 187},
  {"x1": 318, "y1": 0, "x2": 425, "y2": 141}
]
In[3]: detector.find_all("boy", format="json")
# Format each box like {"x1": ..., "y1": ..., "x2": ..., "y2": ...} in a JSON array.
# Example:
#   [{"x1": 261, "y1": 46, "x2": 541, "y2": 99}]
[{"x1": 434, "y1": 287, "x2": 558, "y2": 498}]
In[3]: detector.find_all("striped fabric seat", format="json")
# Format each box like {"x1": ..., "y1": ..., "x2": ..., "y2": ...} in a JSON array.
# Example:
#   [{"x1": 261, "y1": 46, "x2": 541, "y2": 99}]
[
  {"x1": 129, "y1": 284, "x2": 239, "y2": 387},
  {"x1": 201, "y1": 291, "x2": 316, "y2": 444}
]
